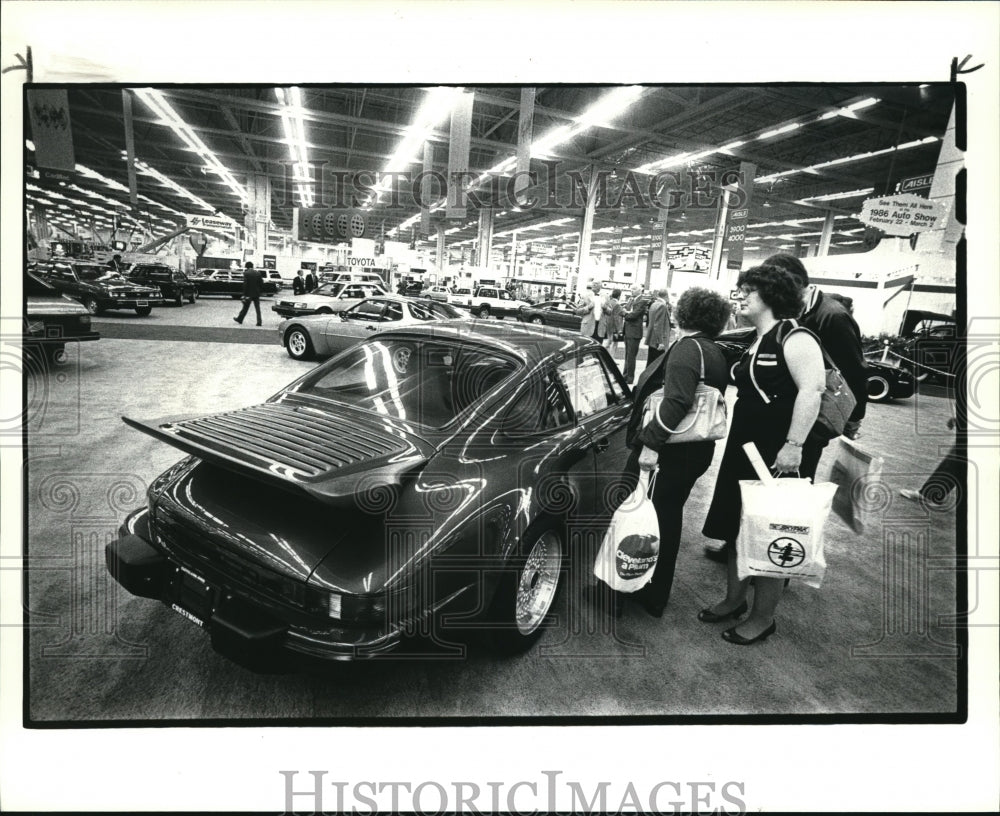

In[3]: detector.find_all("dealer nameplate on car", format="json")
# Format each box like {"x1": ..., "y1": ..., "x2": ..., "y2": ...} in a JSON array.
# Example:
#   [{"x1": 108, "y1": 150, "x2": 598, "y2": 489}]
[{"x1": 170, "y1": 603, "x2": 204, "y2": 628}]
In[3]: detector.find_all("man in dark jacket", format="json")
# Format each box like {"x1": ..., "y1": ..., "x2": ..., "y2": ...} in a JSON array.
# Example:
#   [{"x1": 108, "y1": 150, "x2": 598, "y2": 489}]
[
  {"x1": 233, "y1": 261, "x2": 264, "y2": 326},
  {"x1": 764, "y1": 253, "x2": 867, "y2": 439},
  {"x1": 292, "y1": 268, "x2": 306, "y2": 296},
  {"x1": 621, "y1": 284, "x2": 653, "y2": 384}
]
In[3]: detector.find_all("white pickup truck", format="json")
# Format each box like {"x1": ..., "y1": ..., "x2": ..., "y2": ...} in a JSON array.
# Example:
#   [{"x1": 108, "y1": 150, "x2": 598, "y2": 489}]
[{"x1": 463, "y1": 286, "x2": 530, "y2": 319}]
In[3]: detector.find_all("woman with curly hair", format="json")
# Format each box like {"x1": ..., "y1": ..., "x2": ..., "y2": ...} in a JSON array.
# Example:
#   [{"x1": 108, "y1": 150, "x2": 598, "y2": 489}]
[
  {"x1": 587, "y1": 287, "x2": 731, "y2": 619},
  {"x1": 699, "y1": 264, "x2": 826, "y2": 645}
]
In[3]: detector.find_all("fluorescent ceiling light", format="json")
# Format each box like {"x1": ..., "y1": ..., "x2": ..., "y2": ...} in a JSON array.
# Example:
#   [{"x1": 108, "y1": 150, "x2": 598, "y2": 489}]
[
  {"x1": 797, "y1": 187, "x2": 875, "y2": 203},
  {"x1": 759, "y1": 122, "x2": 801, "y2": 140},
  {"x1": 275, "y1": 86, "x2": 314, "y2": 208},
  {"x1": 134, "y1": 88, "x2": 249, "y2": 205},
  {"x1": 756, "y1": 136, "x2": 937, "y2": 184}
]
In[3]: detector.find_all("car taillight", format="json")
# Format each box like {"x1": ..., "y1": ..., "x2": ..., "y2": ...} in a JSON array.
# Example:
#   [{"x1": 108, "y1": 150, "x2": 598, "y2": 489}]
[{"x1": 328, "y1": 593, "x2": 342, "y2": 620}]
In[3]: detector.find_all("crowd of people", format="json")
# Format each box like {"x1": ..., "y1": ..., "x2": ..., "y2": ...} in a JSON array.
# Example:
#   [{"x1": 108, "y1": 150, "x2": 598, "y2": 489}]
[{"x1": 583, "y1": 253, "x2": 872, "y2": 646}]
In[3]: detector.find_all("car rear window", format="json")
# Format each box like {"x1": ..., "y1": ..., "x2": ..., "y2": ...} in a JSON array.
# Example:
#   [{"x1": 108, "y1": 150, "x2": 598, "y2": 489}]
[{"x1": 290, "y1": 338, "x2": 519, "y2": 429}]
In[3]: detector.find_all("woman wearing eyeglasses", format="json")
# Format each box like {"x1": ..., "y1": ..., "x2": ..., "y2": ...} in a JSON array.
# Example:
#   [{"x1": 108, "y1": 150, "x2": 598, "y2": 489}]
[{"x1": 700, "y1": 264, "x2": 826, "y2": 645}]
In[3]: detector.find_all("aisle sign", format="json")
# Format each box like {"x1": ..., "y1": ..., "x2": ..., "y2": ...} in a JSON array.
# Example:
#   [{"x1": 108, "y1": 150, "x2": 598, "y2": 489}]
[
  {"x1": 723, "y1": 162, "x2": 756, "y2": 270},
  {"x1": 898, "y1": 173, "x2": 934, "y2": 195},
  {"x1": 858, "y1": 193, "x2": 945, "y2": 236}
]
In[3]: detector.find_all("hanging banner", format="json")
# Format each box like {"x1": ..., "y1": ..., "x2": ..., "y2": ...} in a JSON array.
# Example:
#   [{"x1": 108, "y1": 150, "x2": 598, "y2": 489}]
[
  {"x1": 858, "y1": 193, "x2": 946, "y2": 236},
  {"x1": 27, "y1": 89, "x2": 76, "y2": 174},
  {"x1": 446, "y1": 91, "x2": 475, "y2": 219},
  {"x1": 516, "y1": 88, "x2": 536, "y2": 195},
  {"x1": 187, "y1": 214, "x2": 234, "y2": 231},
  {"x1": 296, "y1": 208, "x2": 367, "y2": 243},
  {"x1": 723, "y1": 162, "x2": 756, "y2": 271}
]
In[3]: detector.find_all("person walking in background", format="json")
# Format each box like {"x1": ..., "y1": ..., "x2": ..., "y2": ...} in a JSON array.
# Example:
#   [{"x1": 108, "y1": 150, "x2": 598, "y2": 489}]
[
  {"x1": 603, "y1": 288, "x2": 624, "y2": 354},
  {"x1": 764, "y1": 253, "x2": 867, "y2": 441},
  {"x1": 700, "y1": 264, "x2": 826, "y2": 645},
  {"x1": 644, "y1": 288, "x2": 671, "y2": 367},
  {"x1": 292, "y1": 268, "x2": 306, "y2": 296},
  {"x1": 233, "y1": 261, "x2": 263, "y2": 326},
  {"x1": 576, "y1": 281, "x2": 607, "y2": 340},
  {"x1": 622, "y1": 287, "x2": 733, "y2": 617},
  {"x1": 106, "y1": 254, "x2": 125, "y2": 276},
  {"x1": 621, "y1": 284, "x2": 652, "y2": 384}
]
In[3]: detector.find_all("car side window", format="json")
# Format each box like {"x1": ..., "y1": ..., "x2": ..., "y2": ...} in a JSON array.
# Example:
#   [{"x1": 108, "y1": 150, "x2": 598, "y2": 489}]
[
  {"x1": 503, "y1": 375, "x2": 572, "y2": 435},
  {"x1": 555, "y1": 352, "x2": 625, "y2": 418},
  {"x1": 383, "y1": 302, "x2": 404, "y2": 322}
]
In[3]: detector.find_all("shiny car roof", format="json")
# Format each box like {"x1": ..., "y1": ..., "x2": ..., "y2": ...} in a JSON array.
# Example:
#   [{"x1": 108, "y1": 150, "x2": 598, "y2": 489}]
[{"x1": 369, "y1": 319, "x2": 599, "y2": 366}]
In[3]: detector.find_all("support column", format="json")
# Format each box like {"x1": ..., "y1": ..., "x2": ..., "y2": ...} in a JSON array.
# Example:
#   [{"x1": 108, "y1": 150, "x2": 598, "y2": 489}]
[
  {"x1": 817, "y1": 209, "x2": 836, "y2": 256},
  {"x1": 251, "y1": 172, "x2": 271, "y2": 256},
  {"x1": 475, "y1": 208, "x2": 494, "y2": 268},
  {"x1": 574, "y1": 165, "x2": 599, "y2": 295}
]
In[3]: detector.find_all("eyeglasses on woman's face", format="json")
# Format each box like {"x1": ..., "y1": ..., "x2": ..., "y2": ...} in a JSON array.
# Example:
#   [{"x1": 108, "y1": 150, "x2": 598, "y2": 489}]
[{"x1": 737, "y1": 286, "x2": 757, "y2": 299}]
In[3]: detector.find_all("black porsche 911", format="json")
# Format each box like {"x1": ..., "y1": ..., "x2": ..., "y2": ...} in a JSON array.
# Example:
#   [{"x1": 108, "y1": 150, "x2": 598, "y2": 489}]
[
  {"x1": 106, "y1": 322, "x2": 633, "y2": 665},
  {"x1": 714, "y1": 326, "x2": 914, "y2": 402}
]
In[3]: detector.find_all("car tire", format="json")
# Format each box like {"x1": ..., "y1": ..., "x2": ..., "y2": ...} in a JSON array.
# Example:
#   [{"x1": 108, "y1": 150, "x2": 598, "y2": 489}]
[
  {"x1": 530, "y1": 316, "x2": 544, "y2": 325},
  {"x1": 135, "y1": 306, "x2": 153, "y2": 316},
  {"x1": 285, "y1": 327, "x2": 314, "y2": 360},
  {"x1": 478, "y1": 305, "x2": 491, "y2": 319},
  {"x1": 82, "y1": 297, "x2": 100, "y2": 315},
  {"x1": 485, "y1": 526, "x2": 564, "y2": 655},
  {"x1": 866, "y1": 374, "x2": 892, "y2": 403},
  {"x1": 316, "y1": 308, "x2": 333, "y2": 315}
]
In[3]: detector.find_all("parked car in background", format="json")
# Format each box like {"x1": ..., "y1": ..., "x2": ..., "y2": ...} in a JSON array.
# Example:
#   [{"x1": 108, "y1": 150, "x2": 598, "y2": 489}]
[
  {"x1": 190, "y1": 268, "x2": 278, "y2": 298},
  {"x1": 272, "y1": 281, "x2": 390, "y2": 317},
  {"x1": 24, "y1": 270, "x2": 100, "y2": 365},
  {"x1": 468, "y1": 286, "x2": 530, "y2": 319},
  {"x1": 424, "y1": 285, "x2": 452, "y2": 302},
  {"x1": 516, "y1": 299, "x2": 582, "y2": 331},
  {"x1": 107, "y1": 322, "x2": 631, "y2": 665},
  {"x1": 127, "y1": 263, "x2": 198, "y2": 305},
  {"x1": 714, "y1": 326, "x2": 914, "y2": 403},
  {"x1": 447, "y1": 287, "x2": 474, "y2": 307},
  {"x1": 263, "y1": 270, "x2": 284, "y2": 292},
  {"x1": 278, "y1": 295, "x2": 462, "y2": 361},
  {"x1": 33, "y1": 259, "x2": 163, "y2": 316}
]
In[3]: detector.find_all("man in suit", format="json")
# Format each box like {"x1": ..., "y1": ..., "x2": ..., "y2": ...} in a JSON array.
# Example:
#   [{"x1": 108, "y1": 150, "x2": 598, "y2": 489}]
[
  {"x1": 575, "y1": 281, "x2": 607, "y2": 340},
  {"x1": 644, "y1": 288, "x2": 671, "y2": 367},
  {"x1": 305, "y1": 269, "x2": 317, "y2": 292},
  {"x1": 292, "y1": 268, "x2": 306, "y2": 296},
  {"x1": 621, "y1": 284, "x2": 652, "y2": 384},
  {"x1": 233, "y1": 261, "x2": 264, "y2": 326}
]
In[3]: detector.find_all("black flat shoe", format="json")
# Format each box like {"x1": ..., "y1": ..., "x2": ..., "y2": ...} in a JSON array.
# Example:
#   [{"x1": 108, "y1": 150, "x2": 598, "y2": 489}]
[
  {"x1": 697, "y1": 601, "x2": 747, "y2": 623},
  {"x1": 721, "y1": 621, "x2": 776, "y2": 645},
  {"x1": 635, "y1": 592, "x2": 665, "y2": 619}
]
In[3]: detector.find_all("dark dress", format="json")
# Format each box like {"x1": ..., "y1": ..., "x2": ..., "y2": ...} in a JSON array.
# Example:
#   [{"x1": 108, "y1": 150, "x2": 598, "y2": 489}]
[
  {"x1": 621, "y1": 334, "x2": 729, "y2": 612},
  {"x1": 702, "y1": 320, "x2": 824, "y2": 544}
]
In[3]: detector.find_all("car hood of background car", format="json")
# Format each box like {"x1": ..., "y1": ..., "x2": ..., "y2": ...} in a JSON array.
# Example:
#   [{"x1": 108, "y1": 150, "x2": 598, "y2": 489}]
[
  {"x1": 123, "y1": 400, "x2": 435, "y2": 506},
  {"x1": 26, "y1": 294, "x2": 90, "y2": 315}
]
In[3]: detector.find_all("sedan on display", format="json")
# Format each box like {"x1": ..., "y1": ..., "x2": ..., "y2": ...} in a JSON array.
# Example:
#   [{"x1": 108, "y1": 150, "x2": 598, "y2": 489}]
[
  {"x1": 714, "y1": 326, "x2": 914, "y2": 402},
  {"x1": 24, "y1": 270, "x2": 100, "y2": 365},
  {"x1": 516, "y1": 299, "x2": 583, "y2": 331},
  {"x1": 33, "y1": 259, "x2": 163, "y2": 315},
  {"x1": 106, "y1": 322, "x2": 633, "y2": 664},
  {"x1": 272, "y1": 281, "x2": 390, "y2": 318},
  {"x1": 126, "y1": 263, "x2": 199, "y2": 306},
  {"x1": 278, "y1": 296, "x2": 467, "y2": 361},
  {"x1": 190, "y1": 268, "x2": 279, "y2": 298}
]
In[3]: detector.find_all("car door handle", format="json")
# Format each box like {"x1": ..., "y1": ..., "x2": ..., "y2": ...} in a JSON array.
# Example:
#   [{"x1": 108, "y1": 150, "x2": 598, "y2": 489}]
[
  {"x1": 365, "y1": 326, "x2": 377, "y2": 331},
  {"x1": 593, "y1": 437, "x2": 610, "y2": 452}
]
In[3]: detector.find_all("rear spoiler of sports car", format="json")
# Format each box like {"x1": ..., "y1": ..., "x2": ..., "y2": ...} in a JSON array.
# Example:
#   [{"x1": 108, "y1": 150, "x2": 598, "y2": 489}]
[{"x1": 122, "y1": 402, "x2": 430, "y2": 505}]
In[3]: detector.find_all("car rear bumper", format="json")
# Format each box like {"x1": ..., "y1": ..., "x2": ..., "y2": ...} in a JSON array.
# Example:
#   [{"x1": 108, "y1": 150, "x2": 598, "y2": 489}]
[{"x1": 106, "y1": 511, "x2": 405, "y2": 663}]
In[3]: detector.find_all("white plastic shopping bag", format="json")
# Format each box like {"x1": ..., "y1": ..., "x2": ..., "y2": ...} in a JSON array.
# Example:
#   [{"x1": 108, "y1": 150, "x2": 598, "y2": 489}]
[
  {"x1": 824, "y1": 438, "x2": 885, "y2": 534},
  {"x1": 593, "y1": 468, "x2": 660, "y2": 592},
  {"x1": 736, "y1": 443, "x2": 837, "y2": 589}
]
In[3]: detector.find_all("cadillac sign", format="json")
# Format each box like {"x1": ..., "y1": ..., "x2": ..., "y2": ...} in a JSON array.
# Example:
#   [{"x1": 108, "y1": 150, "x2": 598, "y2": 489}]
[{"x1": 858, "y1": 194, "x2": 945, "y2": 237}]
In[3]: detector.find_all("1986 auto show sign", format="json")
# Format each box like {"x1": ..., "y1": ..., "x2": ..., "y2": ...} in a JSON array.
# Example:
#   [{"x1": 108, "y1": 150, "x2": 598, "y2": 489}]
[{"x1": 857, "y1": 193, "x2": 946, "y2": 236}]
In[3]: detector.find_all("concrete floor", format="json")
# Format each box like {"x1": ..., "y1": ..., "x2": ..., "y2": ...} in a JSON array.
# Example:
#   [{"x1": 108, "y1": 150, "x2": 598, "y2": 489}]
[{"x1": 23, "y1": 297, "x2": 962, "y2": 722}]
